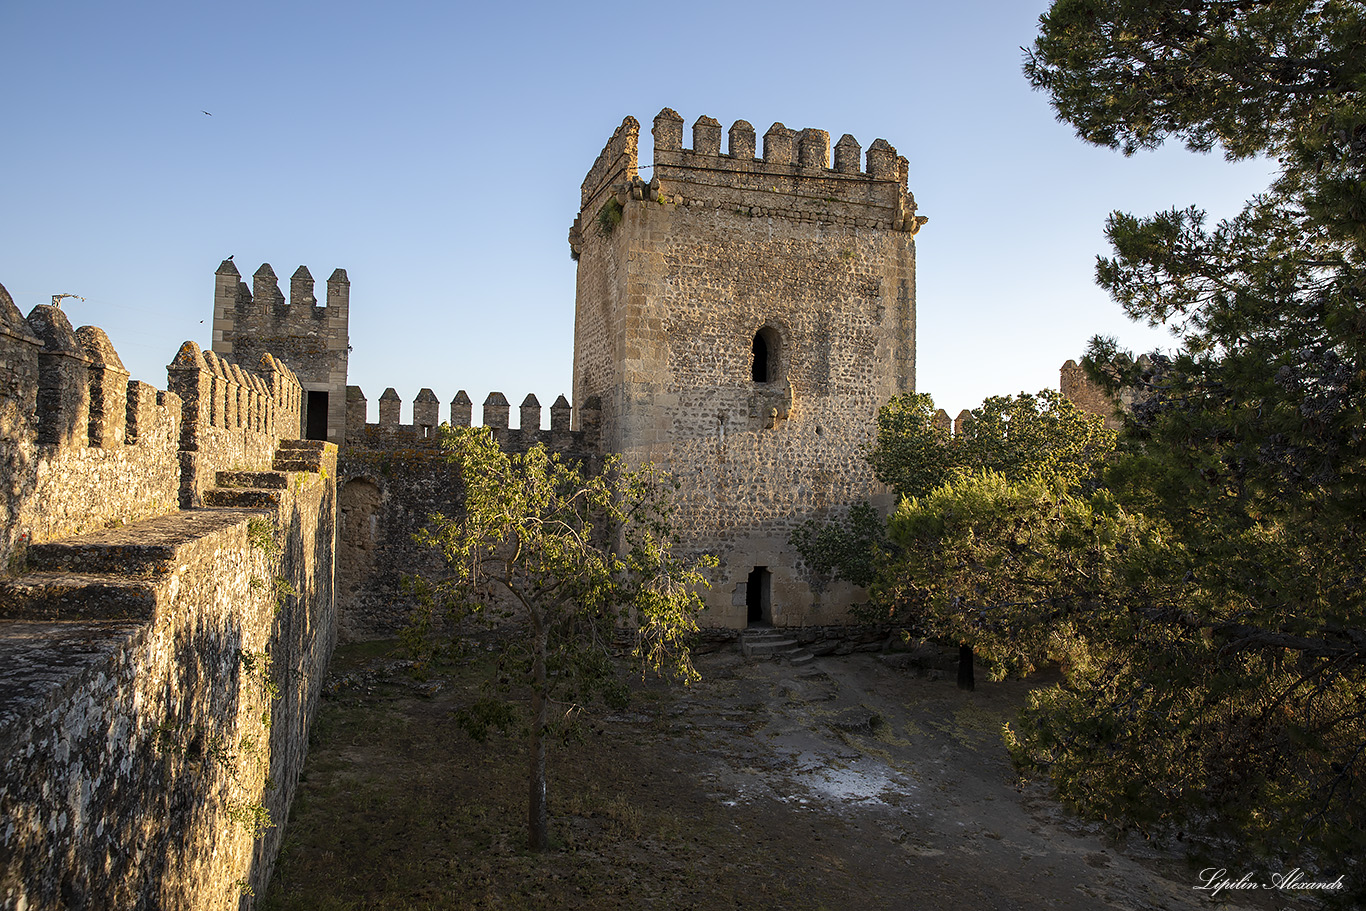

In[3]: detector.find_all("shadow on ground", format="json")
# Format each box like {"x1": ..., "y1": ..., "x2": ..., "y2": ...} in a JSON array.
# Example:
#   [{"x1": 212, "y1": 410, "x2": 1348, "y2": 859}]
[{"x1": 263, "y1": 641, "x2": 1308, "y2": 911}]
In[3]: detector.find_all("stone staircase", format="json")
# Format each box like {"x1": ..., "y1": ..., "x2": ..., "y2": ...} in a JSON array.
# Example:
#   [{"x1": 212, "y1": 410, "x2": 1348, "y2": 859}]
[
  {"x1": 740, "y1": 626, "x2": 814, "y2": 665},
  {"x1": 1, "y1": 440, "x2": 328, "y2": 621},
  {"x1": 203, "y1": 439, "x2": 328, "y2": 510}
]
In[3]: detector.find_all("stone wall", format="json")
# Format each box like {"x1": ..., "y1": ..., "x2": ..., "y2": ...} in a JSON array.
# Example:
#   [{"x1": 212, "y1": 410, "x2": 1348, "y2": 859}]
[
  {"x1": 569, "y1": 110, "x2": 923, "y2": 628},
  {"x1": 334, "y1": 386, "x2": 598, "y2": 638},
  {"x1": 1060, "y1": 359, "x2": 1122, "y2": 429},
  {"x1": 0, "y1": 450, "x2": 336, "y2": 909},
  {"x1": 0, "y1": 278, "x2": 336, "y2": 909},
  {"x1": 1, "y1": 295, "x2": 187, "y2": 570},
  {"x1": 1059, "y1": 357, "x2": 1153, "y2": 430},
  {"x1": 169, "y1": 342, "x2": 302, "y2": 509}
]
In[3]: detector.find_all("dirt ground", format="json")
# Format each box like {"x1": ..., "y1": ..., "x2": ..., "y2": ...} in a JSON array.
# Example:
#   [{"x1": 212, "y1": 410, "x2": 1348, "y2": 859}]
[{"x1": 263, "y1": 641, "x2": 1318, "y2": 911}]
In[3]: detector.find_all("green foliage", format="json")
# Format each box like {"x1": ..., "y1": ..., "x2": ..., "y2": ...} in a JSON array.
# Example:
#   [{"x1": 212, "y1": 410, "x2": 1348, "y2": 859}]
[
  {"x1": 1024, "y1": 0, "x2": 1365, "y2": 161},
  {"x1": 789, "y1": 501, "x2": 887, "y2": 589},
  {"x1": 413, "y1": 426, "x2": 713, "y2": 850},
  {"x1": 1020, "y1": 0, "x2": 1366, "y2": 887},
  {"x1": 956, "y1": 391, "x2": 1117, "y2": 492},
  {"x1": 796, "y1": 389, "x2": 1115, "y2": 594},
  {"x1": 454, "y1": 697, "x2": 524, "y2": 743},
  {"x1": 597, "y1": 198, "x2": 624, "y2": 236},
  {"x1": 878, "y1": 472, "x2": 1158, "y2": 679},
  {"x1": 868, "y1": 390, "x2": 1115, "y2": 501},
  {"x1": 225, "y1": 800, "x2": 274, "y2": 837},
  {"x1": 273, "y1": 576, "x2": 297, "y2": 615},
  {"x1": 866, "y1": 393, "x2": 956, "y2": 500},
  {"x1": 247, "y1": 517, "x2": 278, "y2": 556},
  {"x1": 241, "y1": 649, "x2": 281, "y2": 703}
]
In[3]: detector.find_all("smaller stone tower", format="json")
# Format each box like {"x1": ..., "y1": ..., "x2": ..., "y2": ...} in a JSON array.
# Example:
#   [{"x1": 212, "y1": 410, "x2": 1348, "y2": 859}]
[{"x1": 211, "y1": 260, "x2": 350, "y2": 444}]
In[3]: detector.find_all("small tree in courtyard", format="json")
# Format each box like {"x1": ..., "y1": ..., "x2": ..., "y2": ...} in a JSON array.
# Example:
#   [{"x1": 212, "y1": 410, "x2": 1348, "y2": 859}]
[{"x1": 413, "y1": 426, "x2": 712, "y2": 851}]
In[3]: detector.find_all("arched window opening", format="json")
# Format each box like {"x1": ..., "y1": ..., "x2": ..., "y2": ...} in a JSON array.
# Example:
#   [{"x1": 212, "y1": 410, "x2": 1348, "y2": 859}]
[{"x1": 751, "y1": 327, "x2": 780, "y2": 383}]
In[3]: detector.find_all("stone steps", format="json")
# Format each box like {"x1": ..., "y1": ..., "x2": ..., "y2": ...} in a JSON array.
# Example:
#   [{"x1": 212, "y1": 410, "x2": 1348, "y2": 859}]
[
  {"x1": 215, "y1": 470, "x2": 288, "y2": 489},
  {"x1": 210, "y1": 436, "x2": 329, "y2": 508},
  {"x1": 1, "y1": 437, "x2": 322, "y2": 623},
  {"x1": 23, "y1": 510, "x2": 255, "y2": 577},
  {"x1": 272, "y1": 439, "x2": 327, "y2": 474},
  {"x1": 740, "y1": 626, "x2": 814, "y2": 665},
  {"x1": 0, "y1": 509, "x2": 258, "y2": 621},
  {"x1": 202, "y1": 487, "x2": 283, "y2": 510},
  {"x1": 0, "y1": 572, "x2": 157, "y2": 621}
]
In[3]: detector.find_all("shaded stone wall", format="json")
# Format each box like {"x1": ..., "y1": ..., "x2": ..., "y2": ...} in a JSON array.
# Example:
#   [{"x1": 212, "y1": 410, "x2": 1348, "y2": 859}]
[
  {"x1": 1060, "y1": 359, "x2": 1123, "y2": 429},
  {"x1": 0, "y1": 449, "x2": 336, "y2": 909},
  {"x1": 569, "y1": 110, "x2": 922, "y2": 628},
  {"x1": 0, "y1": 277, "x2": 335, "y2": 909},
  {"x1": 1059, "y1": 357, "x2": 1154, "y2": 430},
  {"x1": 334, "y1": 387, "x2": 598, "y2": 638}
]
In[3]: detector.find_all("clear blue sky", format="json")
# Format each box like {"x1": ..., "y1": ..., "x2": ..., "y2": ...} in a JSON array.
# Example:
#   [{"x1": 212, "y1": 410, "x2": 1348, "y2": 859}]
[{"x1": 1, "y1": 0, "x2": 1274, "y2": 423}]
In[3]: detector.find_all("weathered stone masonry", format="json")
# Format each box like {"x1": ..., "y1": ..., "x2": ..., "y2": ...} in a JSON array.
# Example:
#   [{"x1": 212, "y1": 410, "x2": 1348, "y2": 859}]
[
  {"x1": 0, "y1": 281, "x2": 335, "y2": 910},
  {"x1": 334, "y1": 386, "x2": 598, "y2": 638},
  {"x1": 212, "y1": 259, "x2": 348, "y2": 446},
  {"x1": 569, "y1": 109, "x2": 925, "y2": 628}
]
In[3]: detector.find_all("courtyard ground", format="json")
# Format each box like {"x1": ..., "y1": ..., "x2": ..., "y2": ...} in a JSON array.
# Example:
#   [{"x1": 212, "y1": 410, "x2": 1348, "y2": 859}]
[{"x1": 262, "y1": 640, "x2": 1314, "y2": 911}]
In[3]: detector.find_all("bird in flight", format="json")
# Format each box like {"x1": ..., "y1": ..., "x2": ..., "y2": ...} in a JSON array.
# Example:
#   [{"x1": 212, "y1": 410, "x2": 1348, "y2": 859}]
[
  {"x1": 51, "y1": 294, "x2": 84, "y2": 310},
  {"x1": 202, "y1": 110, "x2": 212, "y2": 116}
]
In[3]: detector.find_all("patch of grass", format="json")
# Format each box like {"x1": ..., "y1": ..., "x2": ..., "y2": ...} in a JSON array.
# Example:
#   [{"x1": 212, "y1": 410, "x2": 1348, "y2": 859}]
[
  {"x1": 247, "y1": 516, "x2": 278, "y2": 555},
  {"x1": 597, "y1": 198, "x2": 623, "y2": 236}
]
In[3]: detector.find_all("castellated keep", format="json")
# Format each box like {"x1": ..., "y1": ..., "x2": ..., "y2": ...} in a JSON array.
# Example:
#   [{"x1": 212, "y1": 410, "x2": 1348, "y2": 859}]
[
  {"x1": 211, "y1": 107, "x2": 924, "y2": 634},
  {"x1": 569, "y1": 109, "x2": 923, "y2": 626}
]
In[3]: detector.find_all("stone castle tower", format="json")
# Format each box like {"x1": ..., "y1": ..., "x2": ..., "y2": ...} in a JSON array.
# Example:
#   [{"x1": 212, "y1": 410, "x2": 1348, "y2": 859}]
[
  {"x1": 569, "y1": 109, "x2": 924, "y2": 628},
  {"x1": 211, "y1": 259, "x2": 350, "y2": 444}
]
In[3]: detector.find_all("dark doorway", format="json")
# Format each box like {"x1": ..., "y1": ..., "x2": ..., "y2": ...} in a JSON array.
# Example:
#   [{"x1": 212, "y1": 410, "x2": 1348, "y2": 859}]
[
  {"x1": 306, "y1": 390, "x2": 328, "y2": 441},
  {"x1": 746, "y1": 566, "x2": 771, "y2": 625}
]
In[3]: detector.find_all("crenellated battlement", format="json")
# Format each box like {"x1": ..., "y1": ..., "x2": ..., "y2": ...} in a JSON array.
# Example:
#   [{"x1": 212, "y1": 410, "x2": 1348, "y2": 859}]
[
  {"x1": 343, "y1": 385, "x2": 598, "y2": 453},
  {"x1": 213, "y1": 260, "x2": 350, "y2": 330},
  {"x1": 571, "y1": 108, "x2": 927, "y2": 257},
  {"x1": 8, "y1": 300, "x2": 181, "y2": 459},
  {"x1": 0, "y1": 277, "x2": 310, "y2": 565},
  {"x1": 170, "y1": 342, "x2": 302, "y2": 447},
  {"x1": 211, "y1": 260, "x2": 349, "y2": 444},
  {"x1": 579, "y1": 116, "x2": 639, "y2": 212}
]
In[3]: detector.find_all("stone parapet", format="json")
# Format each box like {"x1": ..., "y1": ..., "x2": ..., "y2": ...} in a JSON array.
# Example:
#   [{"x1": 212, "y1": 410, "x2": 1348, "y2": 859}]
[
  {"x1": 0, "y1": 441, "x2": 336, "y2": 908},
  {"x1": 342, "y1": 386, "x2": 599, "y2": 455},
  {"x1": 570, "y1": 111, "x2": 928, "y2": 261}
]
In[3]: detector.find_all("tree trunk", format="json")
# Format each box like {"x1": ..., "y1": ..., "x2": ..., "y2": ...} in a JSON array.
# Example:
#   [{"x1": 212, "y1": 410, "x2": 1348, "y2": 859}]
[
  {"x1": 957, "y1": 644, "x2": 975, "y2": 691},
  {"x1": 528, "y1": 624, "x2": 550, "y2": 851}
]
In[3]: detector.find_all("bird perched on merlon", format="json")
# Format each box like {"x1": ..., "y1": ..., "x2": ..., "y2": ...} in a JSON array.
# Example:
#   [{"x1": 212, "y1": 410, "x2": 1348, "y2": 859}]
[{"x1": 51, "y1": 294, "x2": 84, "y2": 310}]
